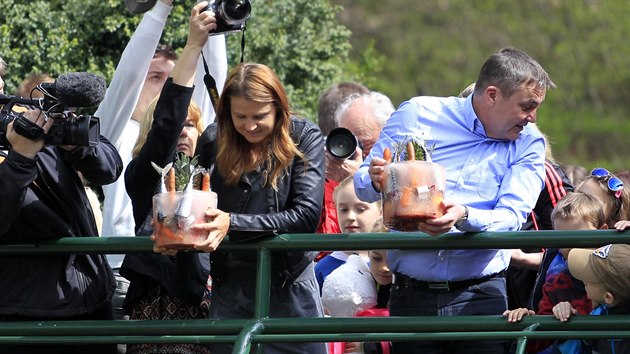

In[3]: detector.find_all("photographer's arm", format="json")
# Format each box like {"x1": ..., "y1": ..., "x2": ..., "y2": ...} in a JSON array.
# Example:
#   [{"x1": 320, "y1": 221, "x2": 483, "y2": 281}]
[
  {"x1": 0, "y1": 110, "x2": 53, "y2": 233},
  {"x1": 94, "y1": 0, "x2": 173, "y2": 144},
  {"x1": 62, "y1": 136, "x2": 123, "y2": 186}
]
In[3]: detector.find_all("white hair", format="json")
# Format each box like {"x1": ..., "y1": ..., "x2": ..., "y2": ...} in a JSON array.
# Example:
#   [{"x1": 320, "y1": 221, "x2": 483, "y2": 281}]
[
  {"x1": 0, "y1": 56, "x2": 6, "y2": 77},
  {"x1": 334, "y1": 91, "x2": 394, "y2": 128}
]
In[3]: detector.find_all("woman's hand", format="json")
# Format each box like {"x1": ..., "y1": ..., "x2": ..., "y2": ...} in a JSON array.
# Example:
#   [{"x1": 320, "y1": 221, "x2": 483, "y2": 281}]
[{"x1": 192, "y1": 208, "x2": 230, "y2": 252}]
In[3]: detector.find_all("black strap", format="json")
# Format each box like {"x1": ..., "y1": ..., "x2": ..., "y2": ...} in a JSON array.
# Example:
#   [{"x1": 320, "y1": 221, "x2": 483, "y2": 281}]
[
  {"x1": 201, "y1": 27, "x2": 247, "y2": 113},
  {"x1": 201, "y1": 51, "x2": 220, "y2": 113},
  {"x1": 240, "y1": 26, "x2": 246, "y2": 63}
]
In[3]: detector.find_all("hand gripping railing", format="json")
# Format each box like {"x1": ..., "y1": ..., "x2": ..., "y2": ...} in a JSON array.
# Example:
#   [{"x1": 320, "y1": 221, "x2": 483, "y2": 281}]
[{"x1": 1, "y1": 230, "x2": 630, "y2": 354}]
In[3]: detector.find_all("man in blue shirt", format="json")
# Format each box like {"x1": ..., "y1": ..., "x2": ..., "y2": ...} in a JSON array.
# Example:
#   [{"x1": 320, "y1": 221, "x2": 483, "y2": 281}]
[{"x1": 354, "y1": 47, "x2": 555, "y2": 354}]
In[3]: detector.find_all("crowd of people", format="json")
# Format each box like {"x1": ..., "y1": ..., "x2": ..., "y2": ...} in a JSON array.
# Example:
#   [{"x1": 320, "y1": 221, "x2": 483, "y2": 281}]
[{"x1": 1, "y1": 1, "x2": 629, "y2": 354}]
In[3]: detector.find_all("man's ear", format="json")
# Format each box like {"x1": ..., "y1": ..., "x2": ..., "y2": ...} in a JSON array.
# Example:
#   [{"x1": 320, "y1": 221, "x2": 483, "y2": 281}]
[{"x1": 485, "y1": 86, "x2": 498, "y2": 104}]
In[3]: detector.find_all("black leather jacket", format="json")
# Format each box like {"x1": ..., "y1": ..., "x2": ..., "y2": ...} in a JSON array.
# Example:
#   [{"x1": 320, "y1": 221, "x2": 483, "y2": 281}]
[{"x1": 195, "y1": 116, "x2": 325, "y2": 285}]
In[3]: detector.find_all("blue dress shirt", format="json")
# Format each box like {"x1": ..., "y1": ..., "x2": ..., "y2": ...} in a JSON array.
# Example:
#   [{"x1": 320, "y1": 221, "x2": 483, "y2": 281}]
[{"x1": 354, "y1": 94, "x2": 545, "y2": 281}]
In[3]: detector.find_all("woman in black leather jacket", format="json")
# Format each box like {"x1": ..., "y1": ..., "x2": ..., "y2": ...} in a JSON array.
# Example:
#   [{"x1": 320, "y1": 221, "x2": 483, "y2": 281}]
[{"x1": 191, "y1": 62, "x2": 327, "y2": 353}]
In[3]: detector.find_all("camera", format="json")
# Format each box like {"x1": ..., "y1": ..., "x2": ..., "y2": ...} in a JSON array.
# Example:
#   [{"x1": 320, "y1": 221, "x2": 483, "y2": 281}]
[
  {"x1": 326, "y1": 127, "x2": 362, "y2": 159},
  {"x1": 0, "y1": 95, "x2": 99, "y2": 149},
  {"x1": 205, "y1": 0, "x2": 251, "y2": 35}
]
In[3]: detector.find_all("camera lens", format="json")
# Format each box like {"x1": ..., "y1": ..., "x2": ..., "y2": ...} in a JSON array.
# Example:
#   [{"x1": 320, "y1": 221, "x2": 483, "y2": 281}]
[
  {"x1": 219, "y1": 0, "x2": 251, "y2": 25},
  {"x1": 326, "y1": 127, "x2": 358, "y2": 159}
]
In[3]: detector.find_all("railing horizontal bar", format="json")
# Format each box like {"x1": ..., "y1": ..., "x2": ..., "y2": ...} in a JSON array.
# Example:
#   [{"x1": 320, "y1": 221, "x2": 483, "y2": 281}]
[
  {"x1": 0, "y1": 319, "x2": 244, "y2": 335},
  {"x1": 252, "y1": 331, "x2": 630, "y2": 343},
  {"x1": 1, "y1": 316, "x2": 629, "y2": 336},
  {"x1": 1, "y1": 330, "x2": 629, "y2": 345},
  {"x1": 0, "y1": 335, "x2": 238, "y2": 345},
  {"x1": 2, "y1": 230, "x2": 629, "y2": 255},
  {"x1": 259, "y1": 316, "x2": 630, "y2": 332}
]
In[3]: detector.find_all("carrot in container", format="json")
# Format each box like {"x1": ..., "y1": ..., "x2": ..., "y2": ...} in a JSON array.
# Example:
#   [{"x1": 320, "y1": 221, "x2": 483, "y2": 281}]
[
  {"x1": 167, "y1": 168, "x2": 176, "y2": 192},
  {"x1": 202, "y1": 171, "x2": 211, "y2": 191},
  {"x1": 406, "y1": 141, "x2": 415, "y2": 161},
  {"x1": 383, "y1": 147, "x2": 392, "y2": 163}
]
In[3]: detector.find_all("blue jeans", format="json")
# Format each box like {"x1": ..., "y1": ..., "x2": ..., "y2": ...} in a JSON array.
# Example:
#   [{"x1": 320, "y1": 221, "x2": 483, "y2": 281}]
[{"x1": 389, "y1": 276, "x2": 510, "y2": 354}]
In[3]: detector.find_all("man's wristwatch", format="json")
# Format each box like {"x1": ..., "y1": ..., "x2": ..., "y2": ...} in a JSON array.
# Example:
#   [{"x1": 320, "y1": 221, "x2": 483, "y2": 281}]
[
  {"x1": 461, "y1": 205, "x2": 469, "y2": 220},
  {"x1": 455, "y1": 205, "x2": 468, "y2": 228}
]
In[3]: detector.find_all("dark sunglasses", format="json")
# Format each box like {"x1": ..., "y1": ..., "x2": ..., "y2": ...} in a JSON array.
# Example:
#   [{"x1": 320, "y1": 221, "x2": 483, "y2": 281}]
[{"x1": 590, "y1": 167, "x2": 624, "y2": 198}]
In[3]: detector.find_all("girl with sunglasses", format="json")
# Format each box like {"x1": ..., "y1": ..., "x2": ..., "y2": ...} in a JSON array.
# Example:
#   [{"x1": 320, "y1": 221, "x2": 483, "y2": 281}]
[{"x1": 576, "y1": 167, "x2": 630, "y2": 228}]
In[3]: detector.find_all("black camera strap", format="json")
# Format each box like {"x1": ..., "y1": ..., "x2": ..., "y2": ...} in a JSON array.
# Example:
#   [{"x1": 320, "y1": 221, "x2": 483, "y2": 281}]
[
  {"x1": 201, "y1": 52, "x2": 220, "y2": 113},
  {"x1": 201, "y1": 27, "x2": 246, "y2": 113}
]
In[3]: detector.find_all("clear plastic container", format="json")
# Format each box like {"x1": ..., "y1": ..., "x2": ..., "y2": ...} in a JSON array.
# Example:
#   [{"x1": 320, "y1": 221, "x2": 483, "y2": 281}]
[
  {"x1": 381, "y1": 161, "x2": 446, "y2": 231},
  {"x1": 152, "y1": 190, "x2": 218, "y2": 249}
]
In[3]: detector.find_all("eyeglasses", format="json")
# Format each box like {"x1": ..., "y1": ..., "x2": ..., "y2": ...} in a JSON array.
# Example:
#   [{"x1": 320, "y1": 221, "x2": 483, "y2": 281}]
[{"x1": 590, "y1": 167, "x2": 624, "y2": 198}]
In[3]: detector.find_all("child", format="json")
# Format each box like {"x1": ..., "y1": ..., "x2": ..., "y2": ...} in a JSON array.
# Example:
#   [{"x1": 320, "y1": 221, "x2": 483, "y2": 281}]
[
  {"x1": 368, "y1": 217, "x2": 392, "y2": 309},
  {"x1": 504, "y1": 192, "x2": 606, "y2": 322},
  {"x1": 549, "y1": 244, "x2": 630, "y2": 353},
  {"x1": 315, "y1": 176, "x2": 382, "y2": 291},
  {"x1": 529, "y1": 168, "x2": 629, "y2": 315},
  {"x1": 576, "y1": 167, "x2": 630, "y2": 227}
]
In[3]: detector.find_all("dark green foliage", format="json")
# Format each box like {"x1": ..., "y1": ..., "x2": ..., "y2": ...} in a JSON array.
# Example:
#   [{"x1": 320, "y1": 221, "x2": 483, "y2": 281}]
[
  {"x1": 225, "y1": 0, "x2": 353, "y2": 119},
  {"x1": 0, "y1": 0, "x2": 357, "y2": 121},
  {"x1": 3, "y1": 0, "x2": 630, "y2": 170}
]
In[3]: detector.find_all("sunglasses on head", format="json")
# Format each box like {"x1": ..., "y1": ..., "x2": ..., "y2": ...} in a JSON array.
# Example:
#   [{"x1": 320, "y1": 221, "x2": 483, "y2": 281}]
[{"x1": 590, "y1": 167, "x2": 624, "y2": 198}]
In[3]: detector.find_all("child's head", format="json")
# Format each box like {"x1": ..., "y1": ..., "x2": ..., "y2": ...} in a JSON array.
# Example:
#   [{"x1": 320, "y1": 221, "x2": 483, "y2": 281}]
[
  {"x1": 568, "y1": 244, "x2": 630, "y2": 306},
  {"x1": 368, "y1": 250, "x2": 392, "y2": 286},
  {"x1": 334, "y1": 176, "x2": 382, "y2": 233},
  {"x1": 576, "y1": 167, "x2": 629, "y2": 227},
  {"x1": 551, "y1": 192, "x2": 607, "y2": 231},
  {"x1": 321, "y1": 254, "x2": 378, "y2": 317}
]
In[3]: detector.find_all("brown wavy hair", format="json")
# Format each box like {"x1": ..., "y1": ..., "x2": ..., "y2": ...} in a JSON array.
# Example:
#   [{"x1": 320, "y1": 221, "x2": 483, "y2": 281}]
[{"x1": 215, "y1": 63, "x2": 305, "y2": 190}]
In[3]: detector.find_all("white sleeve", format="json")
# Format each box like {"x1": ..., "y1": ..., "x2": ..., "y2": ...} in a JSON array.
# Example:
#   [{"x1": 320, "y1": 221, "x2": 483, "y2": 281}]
[
  {"x1": 94, "y1": 1, "x2": 172, "y2": 145},
  {"x1": 193, "y1": 34, "x2": 228, "y2": 128}
]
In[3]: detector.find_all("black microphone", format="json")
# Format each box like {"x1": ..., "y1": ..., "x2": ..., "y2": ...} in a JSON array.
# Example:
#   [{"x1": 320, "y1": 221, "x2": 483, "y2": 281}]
[{"x1": 40, "y1": 72, "x2": 106, "y2": 108}]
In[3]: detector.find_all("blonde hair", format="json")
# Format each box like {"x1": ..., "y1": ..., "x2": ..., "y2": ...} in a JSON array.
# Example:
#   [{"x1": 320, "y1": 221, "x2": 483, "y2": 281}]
[
  {"x1": 333, "y1": 175, "x2": 382, "y2": 209},
  {"x1": 215, "y1": 63, "x2": 305, "y2": 190},
  {"x1": 132, "y1": 96, "x2": 203, "y2": 158},
  {"x1": 551, "y1": 192, "x2": 606, "y2": 229}
]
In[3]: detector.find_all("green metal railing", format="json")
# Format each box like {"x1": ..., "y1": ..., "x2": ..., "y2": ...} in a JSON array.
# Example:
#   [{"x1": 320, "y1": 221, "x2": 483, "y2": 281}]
[{"x1": 1, "y1": 230, "x2": 630, "y2": 353}]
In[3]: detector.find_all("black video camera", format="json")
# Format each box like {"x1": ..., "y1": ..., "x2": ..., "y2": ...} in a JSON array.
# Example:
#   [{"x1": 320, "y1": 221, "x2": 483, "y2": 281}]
[
  {"x1": 0, "y1": 95, "x2": 99, "y2": 149},
  {"x1": 205, "y1": 0, "x2": 251, "y2": 35},
  {"x1": 326, "y1": 127, "x2": 362, "y2": 159}
]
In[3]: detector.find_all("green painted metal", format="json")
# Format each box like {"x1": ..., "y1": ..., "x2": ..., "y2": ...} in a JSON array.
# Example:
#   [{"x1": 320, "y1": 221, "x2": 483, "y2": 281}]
[
  {"x1": 1, "y1": 230, "x2": 629, "y2": 352},
  {"x1": 515, "y1": 323, "x2": 540, "y2": 354},
  {"x1": 233, "y1": 320, "x2": 265, "y2": 354},
  {"x1": 254, "y1": 248, "x2": 271, "y2": 319},
  {"x1": 1, "y1": 230, "x2": 628, "y2": 255}
]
